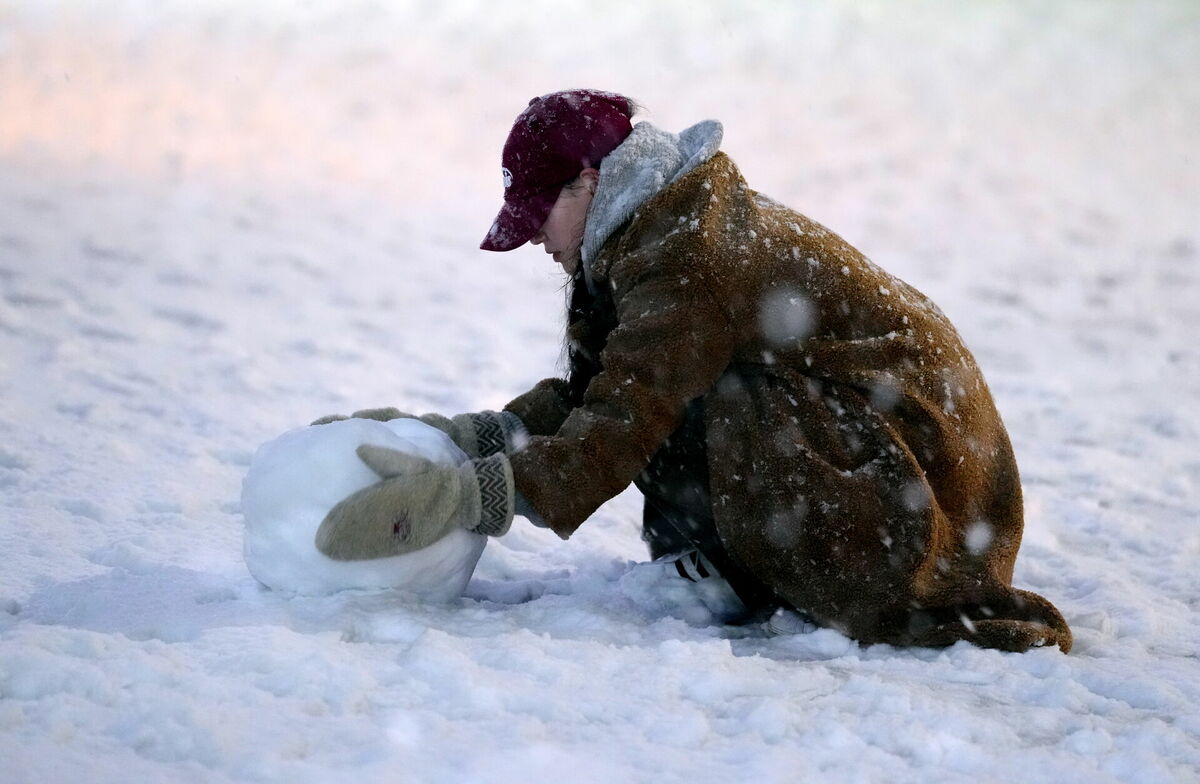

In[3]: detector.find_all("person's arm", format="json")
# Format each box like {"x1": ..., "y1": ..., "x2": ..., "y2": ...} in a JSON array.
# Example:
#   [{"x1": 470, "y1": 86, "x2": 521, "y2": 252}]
[
  {"x1": 503, "y1": 377, "x2": 577, "y2": 437},
  {"x1": 509, "y1": 256, "x2": 738, "y2": 538}
]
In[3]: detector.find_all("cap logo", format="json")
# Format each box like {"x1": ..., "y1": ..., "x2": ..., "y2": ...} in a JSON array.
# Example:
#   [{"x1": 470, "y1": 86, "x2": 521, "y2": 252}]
[{"x1": 501, "y1": 167, "x2": 513, "y2": 189}]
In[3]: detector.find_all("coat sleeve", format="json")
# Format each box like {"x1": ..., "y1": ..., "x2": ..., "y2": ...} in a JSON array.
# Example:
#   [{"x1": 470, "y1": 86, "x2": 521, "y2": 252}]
[
  {"x1": 503, "y1": 377, "x2": 577, "y2": 437},
  {"x1": 508, "y1": 260, "x2": 739, "y2": 538}
]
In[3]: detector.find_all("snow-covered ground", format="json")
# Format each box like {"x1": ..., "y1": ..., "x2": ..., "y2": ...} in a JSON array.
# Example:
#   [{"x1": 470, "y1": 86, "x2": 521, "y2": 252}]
[{"x1": 2, "y1": 1, "x2": 1198, "y2": 781}]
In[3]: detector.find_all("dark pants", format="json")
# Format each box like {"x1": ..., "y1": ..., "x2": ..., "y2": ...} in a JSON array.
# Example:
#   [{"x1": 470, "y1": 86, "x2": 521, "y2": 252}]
[{"x1": 636, "y1": 398, "x2": 780, "y2": 614}]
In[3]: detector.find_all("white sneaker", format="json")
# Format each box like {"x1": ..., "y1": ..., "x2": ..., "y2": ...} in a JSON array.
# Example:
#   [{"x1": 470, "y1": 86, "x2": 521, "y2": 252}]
[
  {"x1": 662, "y1": 549, "x2": 719, "y2": 583},
  {"x1": 621, "y1": 550, "x2": 746, "y2": 624},
  {"x1": 766, "y1": 607, "x2": 817, "y2": 636}
]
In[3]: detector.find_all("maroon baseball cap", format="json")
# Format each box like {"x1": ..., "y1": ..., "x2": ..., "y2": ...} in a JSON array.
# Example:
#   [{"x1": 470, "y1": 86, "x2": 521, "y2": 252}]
[{"x1": 480, "y1": 89, "x2": 635, "y2": 252}]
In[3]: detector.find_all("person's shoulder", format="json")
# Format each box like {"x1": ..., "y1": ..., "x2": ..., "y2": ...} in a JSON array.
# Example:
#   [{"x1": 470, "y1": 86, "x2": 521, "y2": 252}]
[
  {"x1": 635, "y1": 152, "x2": 747, "y2": 226},
  {"x1": 603, "y1": 156, "x2": 746, "y2": 281},
  {"x1": 674, "y1": 150, "x2": 742, "y2": 190}
]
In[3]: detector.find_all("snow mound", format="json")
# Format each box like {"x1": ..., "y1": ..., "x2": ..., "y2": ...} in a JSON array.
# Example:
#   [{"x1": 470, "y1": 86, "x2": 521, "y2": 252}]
[{"x1": 241, "y1": 418, "x2": 486, "y2": 598}]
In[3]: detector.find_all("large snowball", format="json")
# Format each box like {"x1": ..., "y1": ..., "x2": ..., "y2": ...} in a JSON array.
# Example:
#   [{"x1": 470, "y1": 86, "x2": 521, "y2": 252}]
[{"x1": 241, "y1": 417, "x2": 486, "y2": 599}]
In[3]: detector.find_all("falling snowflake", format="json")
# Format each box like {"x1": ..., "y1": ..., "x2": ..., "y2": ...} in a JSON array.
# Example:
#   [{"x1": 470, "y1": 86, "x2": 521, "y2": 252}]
[{"x1": 964, "y1": 520, "x2": 994, "y2": 554}]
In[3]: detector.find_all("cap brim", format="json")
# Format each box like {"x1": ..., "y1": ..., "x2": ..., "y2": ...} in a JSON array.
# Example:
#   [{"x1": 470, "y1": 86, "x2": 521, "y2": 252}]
[{"x1": 480, "y1": 190, "x2": 558, "y2": 252}]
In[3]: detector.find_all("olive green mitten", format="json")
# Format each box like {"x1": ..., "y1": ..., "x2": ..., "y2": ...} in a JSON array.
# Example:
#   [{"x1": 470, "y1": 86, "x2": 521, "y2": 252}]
[
  {"x1": 310, "y1": 412, "x2": 352, "y2": 425},
  {"x1": 314, "y1": 444, "x2": 515, "y2": 560},
  {"x1": 415, "y1": 410, "x2": 527, "y2": 458},
  {"x1": 310, "y1": 407, "x2": 413, "y2": 426}
]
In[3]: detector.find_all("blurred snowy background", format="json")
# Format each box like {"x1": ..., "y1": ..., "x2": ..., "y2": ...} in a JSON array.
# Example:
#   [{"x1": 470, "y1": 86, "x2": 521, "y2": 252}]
[{"x1": 1, "y1": 1, "x2": 1198, "y2": 782}]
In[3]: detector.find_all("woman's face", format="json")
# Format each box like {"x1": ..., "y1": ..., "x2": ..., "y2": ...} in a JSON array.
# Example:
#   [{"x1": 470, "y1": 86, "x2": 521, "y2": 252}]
[{"x1": 531, "y1": 169, "x2": 598, "y2": 275}]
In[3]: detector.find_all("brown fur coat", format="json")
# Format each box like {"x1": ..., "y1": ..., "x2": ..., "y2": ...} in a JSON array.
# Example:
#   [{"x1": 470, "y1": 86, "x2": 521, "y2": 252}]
[{"x1": 504, "y1": 152, "x2": 1071, "y2": 653}]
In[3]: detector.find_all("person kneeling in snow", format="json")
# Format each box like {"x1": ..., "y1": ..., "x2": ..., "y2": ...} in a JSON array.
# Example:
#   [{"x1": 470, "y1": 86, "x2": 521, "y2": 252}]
[{"x1": 313, "y1": 89, "x2": 1071, "y2": 654}]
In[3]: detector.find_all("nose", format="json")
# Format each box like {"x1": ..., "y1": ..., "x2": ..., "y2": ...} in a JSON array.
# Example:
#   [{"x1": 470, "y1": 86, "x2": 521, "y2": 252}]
[{"x1": 530, "y1": 230, "x2": 545, "y2": 246}]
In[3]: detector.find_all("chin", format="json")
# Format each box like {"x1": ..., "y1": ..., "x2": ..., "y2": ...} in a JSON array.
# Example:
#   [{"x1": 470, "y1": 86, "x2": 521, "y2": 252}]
[{"x1": 560, "y1": 253, "x2": 582, "y2": 275}]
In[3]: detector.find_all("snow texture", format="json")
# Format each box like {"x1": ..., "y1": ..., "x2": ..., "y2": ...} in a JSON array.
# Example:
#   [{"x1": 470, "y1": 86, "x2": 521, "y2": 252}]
[
  {"x1": 1, "y1": 1, "x2": 1199, "y2": 783},
  {"x1": 241, "y1": 418, "x2": 484, "y2": 598}
]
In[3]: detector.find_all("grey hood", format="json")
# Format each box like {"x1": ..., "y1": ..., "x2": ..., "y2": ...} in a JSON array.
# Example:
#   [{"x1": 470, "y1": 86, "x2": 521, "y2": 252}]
[{"x1": 581, "y1": 119, "x2": 724, "y2": 292}]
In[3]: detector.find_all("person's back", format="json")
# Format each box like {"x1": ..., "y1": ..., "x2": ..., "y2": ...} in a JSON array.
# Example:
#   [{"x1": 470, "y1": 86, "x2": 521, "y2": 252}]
[{"x1": 513, "y1": 139, "x2": 1069, "y2": 651}]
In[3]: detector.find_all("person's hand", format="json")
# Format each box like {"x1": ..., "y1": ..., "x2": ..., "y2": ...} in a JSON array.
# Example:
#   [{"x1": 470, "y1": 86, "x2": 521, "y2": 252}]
[
  {"x1": 311, "y1": 408, "x2": 528, "y2": 459},
  {"x1": 310, "y1": 407, "x2": 413, "y2": 426},
  {"x1": 314, "y1": 444, "x2": 514, "y2": 560}
]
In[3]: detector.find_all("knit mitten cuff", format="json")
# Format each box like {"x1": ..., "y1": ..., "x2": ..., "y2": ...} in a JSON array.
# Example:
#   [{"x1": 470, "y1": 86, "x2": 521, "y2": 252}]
[
  {"x1": 453, "y1": 410, "x2": 529, "y2": 458},
  {"x1": 496, "y1": 410, "x2": 529, "y2": 453},
  {"x1": 470, "y1": 454, "x2": 514, "y2": 537}
]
